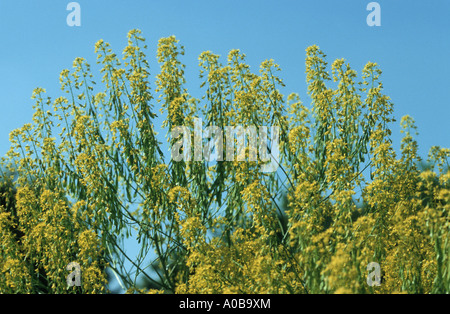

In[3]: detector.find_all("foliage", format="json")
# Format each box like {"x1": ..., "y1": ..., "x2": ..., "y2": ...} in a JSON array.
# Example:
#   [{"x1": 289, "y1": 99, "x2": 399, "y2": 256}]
[{"x1": 0, "y1": 29, "x2": 448, "y2": 294}]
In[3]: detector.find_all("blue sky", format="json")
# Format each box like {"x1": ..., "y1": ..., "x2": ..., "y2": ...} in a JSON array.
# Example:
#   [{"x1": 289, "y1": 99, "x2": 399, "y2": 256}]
[
  {"x1": 0, "y1": 0, "x2": 449, "y2": 290},
  {"x1": 0, "y1": 0, "x2": 449, "y2": 160}
]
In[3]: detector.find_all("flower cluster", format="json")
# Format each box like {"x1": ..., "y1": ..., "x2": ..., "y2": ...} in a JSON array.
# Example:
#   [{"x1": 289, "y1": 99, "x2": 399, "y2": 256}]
[
  {"x1": 1, "y1": 30, "x2": 448, "y2": 294},
  {"x1": 0, "y1": 185, "x2": 107, "y2": 293}
]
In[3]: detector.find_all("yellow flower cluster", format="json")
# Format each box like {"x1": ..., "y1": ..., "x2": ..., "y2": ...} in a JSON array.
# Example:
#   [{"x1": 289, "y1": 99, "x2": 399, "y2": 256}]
[
  {"x1": 1, "y1": 30, "x2": 448, "y2": 294},
  {"x1": 0, "y1": 185, "x2": 107, "y2": 293}
]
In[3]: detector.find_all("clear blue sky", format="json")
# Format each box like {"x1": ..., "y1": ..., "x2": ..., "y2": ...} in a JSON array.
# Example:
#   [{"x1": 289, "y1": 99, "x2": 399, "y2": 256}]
[
  {"x1": 0, "y1": 0, "x2": 449, "y2": 290},
  {"x1": 1, "y1": 0, "x2": 450, "y2": 160}
]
